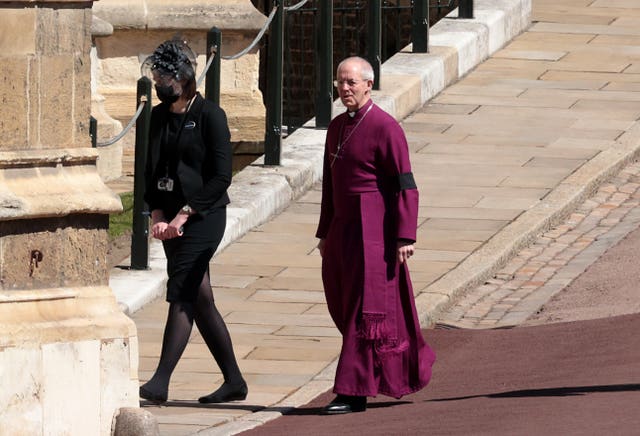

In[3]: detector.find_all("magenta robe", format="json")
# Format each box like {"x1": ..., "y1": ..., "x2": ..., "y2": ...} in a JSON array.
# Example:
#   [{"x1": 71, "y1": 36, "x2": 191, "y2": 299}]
[{"x1": 316, "y1": 99, "x2": 435, "y2": 398}]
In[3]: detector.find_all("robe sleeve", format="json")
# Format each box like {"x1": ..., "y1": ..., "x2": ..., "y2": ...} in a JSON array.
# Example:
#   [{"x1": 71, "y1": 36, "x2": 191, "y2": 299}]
[
  {"x1": 378, "y1": 118, "x2": 419, "y2": 243},
  {"x1": 315, "y1": 140, "x2": 334, "y2": 239}
]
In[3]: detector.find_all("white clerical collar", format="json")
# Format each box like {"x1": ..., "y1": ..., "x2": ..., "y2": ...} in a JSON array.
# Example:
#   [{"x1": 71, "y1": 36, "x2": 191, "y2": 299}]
[{"x1": 348, "y1": 111, "x2": 356, "y2": 118}]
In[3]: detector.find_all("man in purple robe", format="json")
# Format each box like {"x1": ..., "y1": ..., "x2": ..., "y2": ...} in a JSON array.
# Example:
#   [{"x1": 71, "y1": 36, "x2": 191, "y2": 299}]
[{"x1": 316, "y1": 57, "x2": 436, "y2": 414}]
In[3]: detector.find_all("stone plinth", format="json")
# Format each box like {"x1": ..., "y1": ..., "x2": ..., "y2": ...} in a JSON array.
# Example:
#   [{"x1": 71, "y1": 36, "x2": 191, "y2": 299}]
[
  {"x1": 0, "y1": 1, "x2": 141, "y2": 434},
  {"x1": 93, "y1": 0, "x2": 267, "y2": 154}
]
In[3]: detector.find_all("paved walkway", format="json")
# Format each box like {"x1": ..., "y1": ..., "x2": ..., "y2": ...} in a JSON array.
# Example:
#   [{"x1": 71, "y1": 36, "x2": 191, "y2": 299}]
[
  {"x1": 437, "y1": 160, "x2": 640, "y2": 329},
  {"x1": 105, "y1": 0, "x2": 640, "y2": 434}
]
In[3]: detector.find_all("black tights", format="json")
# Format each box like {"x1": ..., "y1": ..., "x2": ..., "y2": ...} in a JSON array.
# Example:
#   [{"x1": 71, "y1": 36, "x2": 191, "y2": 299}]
[{"x1": 142, "y1": 270, "x2": 244, "y2": 396}]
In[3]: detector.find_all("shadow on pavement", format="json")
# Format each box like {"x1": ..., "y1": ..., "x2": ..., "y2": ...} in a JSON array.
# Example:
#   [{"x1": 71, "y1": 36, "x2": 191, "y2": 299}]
[
  {"x1": 140, "y1": 400, "x2": 266, "y2": 413},
  {"x1": 428, "y1": 383, "x2": 640, "y2": 401},
  {"x1": 284, "y1": 400, "x2": 412, "y2": 416}
]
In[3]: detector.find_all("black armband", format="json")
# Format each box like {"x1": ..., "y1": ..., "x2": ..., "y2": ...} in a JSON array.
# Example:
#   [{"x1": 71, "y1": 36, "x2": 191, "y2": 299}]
[{"x1": 398, "y1": 172, "x2": 417, "y2": 190}]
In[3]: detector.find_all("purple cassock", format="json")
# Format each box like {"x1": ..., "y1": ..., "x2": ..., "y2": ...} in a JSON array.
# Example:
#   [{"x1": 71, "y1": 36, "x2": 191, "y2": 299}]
[{"x1": 316, "y1": 99, "x2": 436, "y2": 399}]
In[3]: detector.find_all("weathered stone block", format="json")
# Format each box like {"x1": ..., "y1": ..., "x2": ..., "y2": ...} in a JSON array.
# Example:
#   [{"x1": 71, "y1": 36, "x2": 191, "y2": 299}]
[
  {"x1": 40, "y1": 55, "x2": 75, "y2": 148},
  {"x1": 0, "y1": 215, "x2": 109, "y2": 290},
  {"x1": 0, "y1": 347, "x2": 43, "y2": 436},
  {"x1": 113, "y1": 407, "x2": 160, "y2": 436},
  {"x1": 0, "y1": 9, "x2": 37, "y2": 56},
  {"x1": 42, "y1": 340, "x2": 102, "y2": 435},
  {"x1": 74, "y1": 53, "x2": 93, "y2": 147},
  {"x1": 37, "y1": 7, "x2": 91, "y2": 55},
  {"x1": 0, "y1": 298, "x2": 140, "y2": 435},
  {"x1": 61, "y1": 218, "x2": 110, "y2": 285},
  {"x1": 0, "y1": 58, "x2": 29, "y2": 149},
  {"x1": 93, "y1": 0, "x2": 147, "y2": 30},
  {"x1": 0, "y1": 149, "x2": 123, "y2": 221},
  {"x1": 0, "y1": 220, "x2": 64, "y2": 290},
  {"x1": 101, "y1": 338, "x2": 139, "y2": 436}
]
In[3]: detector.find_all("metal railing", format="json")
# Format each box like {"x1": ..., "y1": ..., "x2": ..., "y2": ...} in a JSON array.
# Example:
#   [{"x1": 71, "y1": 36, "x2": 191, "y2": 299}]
[
  {"x1": 94, "y1": 0, "x2": 473, "y2": 269},
  {"x1": 272, "y1": 0, "x2": 471, "y2": 135}
]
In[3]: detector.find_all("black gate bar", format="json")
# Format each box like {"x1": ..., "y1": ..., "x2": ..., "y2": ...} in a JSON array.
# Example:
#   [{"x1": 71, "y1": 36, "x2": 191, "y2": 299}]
[
  {"x1": 412, "y1": 0, "x2": 429, "y2": 53},
  {"x1": 264, "y1": 0, "x2": 284, "y2": 165},
  {"x1": 130, "y1": 77, "x2": 152, "y2": 270},
  {"x1": 368, "y1": 0, "x2": 381, "y2": 90},
  {"x1": 315, "y1": 1, "x2": 333, "y2": 128},
  {"x1": 459, "y1": 0, "x2": 474, "y2": 19},
  {"x1": 205, "y1": 27, "x2": 222, "y2": 105}
]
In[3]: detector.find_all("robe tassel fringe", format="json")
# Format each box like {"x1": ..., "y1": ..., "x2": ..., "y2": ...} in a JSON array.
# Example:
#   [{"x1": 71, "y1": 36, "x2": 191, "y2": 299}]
[{"x1": 357, "y1": 313, "x2": 386, "y2": 340}]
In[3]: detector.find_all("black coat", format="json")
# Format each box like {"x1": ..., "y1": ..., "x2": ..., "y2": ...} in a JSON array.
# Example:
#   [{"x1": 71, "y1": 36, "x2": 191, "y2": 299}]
[{"x1": 144, "y1": 93, "x2": 231, "y2": 216}]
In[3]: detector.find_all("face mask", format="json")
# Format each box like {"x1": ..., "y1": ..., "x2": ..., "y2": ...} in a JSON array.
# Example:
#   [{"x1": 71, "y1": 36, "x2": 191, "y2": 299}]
[{"x1": 155, "y1": 84, "x2": 180, "y2": 104}]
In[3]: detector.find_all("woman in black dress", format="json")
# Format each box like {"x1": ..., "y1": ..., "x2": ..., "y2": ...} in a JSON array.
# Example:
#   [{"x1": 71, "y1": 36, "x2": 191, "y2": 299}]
[{"x1": 138, "y1": 39, "x2": 247, "y2": 404}]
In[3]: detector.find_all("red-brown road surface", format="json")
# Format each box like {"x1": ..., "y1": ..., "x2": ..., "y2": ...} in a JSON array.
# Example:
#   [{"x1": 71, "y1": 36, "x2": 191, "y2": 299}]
[{"x1": 243, "y1": 313, "x2": 640, "y2": 436}]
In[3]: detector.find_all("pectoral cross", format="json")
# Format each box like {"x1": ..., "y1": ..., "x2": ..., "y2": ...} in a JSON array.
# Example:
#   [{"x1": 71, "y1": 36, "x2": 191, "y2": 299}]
[
  {"x1": 329, "y1": 103, "x2": 374, "y2": 168},
  {"x1": 330, "y1": 144, "x2": 343, "y2": 167}
]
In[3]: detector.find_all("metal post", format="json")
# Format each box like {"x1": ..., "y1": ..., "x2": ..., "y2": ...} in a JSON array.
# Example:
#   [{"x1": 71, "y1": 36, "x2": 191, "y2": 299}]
[
  {"x1": 89, "y1": 116, "x2": 97, "y2": 148},
  {"x1": 131, "y1": 77, "x2": 151, "y2": 270},
  {"x1": 264, "y1": 0, "x2": 283, "y2": 165},
  {"x1": 315, "y1": 1, "x2": 333, "y2": 128},
  {"x1": 412, "y1": 0, "x2": 429, "y2": 53},
  {"x1": 205, "y1": 27, "x2": 221, "y2": 105},
  {"x1": 368, "y1": 0, "x2": 381, "y2": 90},
  {"x1": 459, "y1": 0, "x2": 474, "y2": 19}
]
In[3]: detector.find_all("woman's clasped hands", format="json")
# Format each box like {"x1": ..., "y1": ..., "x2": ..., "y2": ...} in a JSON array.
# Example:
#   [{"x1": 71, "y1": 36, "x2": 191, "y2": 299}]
[{"x1": 151, "y1": 210, "x2": 189, "y2": 240}]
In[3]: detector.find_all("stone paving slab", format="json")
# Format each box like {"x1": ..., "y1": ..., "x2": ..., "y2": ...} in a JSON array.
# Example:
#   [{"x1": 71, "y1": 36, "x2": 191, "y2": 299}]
[
  {"x1": 438, "y1": 160, "x2": 640, "y2": 329},
  {"x1": 101, "y1": 0, "x2": 640, "y2": 434}
]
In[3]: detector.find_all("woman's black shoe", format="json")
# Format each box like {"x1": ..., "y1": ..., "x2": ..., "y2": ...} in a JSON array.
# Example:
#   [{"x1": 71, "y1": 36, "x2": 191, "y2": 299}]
[
  {"x1": 198, "y1": 381, "x2": 248, "y2": 404},
  {"x1": 139, "y1": 385, "x2": 168, "y2": 405},
  {"x1": 321, "y1": 395, "x2": 367, "y2": 415}
]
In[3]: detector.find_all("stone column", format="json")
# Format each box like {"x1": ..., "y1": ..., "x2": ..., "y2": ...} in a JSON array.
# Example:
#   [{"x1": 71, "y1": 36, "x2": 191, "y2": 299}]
[{"x1": 0, "y1": 1, "x2": 139, "y2": 435}]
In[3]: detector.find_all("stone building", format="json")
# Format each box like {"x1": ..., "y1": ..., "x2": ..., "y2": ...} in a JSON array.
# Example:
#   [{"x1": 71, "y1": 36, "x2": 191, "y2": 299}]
[{"x1": 0, "y1": 0, "x2": 139, "y2": 434}]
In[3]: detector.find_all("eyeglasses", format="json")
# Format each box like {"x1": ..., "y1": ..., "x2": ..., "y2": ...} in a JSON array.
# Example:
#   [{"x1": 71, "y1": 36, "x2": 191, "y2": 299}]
[
  {"x1": 333, "y1": 79, "x2": 365, "y2": 88},
  {"x1": 152, "y1": 72, "x2": 178, "y2": 85}
]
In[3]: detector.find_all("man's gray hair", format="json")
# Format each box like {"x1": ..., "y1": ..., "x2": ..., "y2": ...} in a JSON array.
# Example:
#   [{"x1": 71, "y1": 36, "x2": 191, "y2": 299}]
[{"x1": 337, "y1": 56, "x2": 375, "y2": 81}]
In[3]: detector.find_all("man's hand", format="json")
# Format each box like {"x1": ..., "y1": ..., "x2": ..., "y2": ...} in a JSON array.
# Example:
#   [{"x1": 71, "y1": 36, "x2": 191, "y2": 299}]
[
  {"x1": 397, "y1": 241, "x2": 414, "y2": 264},
  {"x1": 318, "y1": 238, "x2": 326, "y2": 257}
]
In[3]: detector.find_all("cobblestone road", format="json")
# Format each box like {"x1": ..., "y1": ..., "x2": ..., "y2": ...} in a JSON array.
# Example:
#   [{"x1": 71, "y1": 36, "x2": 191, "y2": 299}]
[{"x1": 437, "y1": 161, "x2": 640, "y2": 329}]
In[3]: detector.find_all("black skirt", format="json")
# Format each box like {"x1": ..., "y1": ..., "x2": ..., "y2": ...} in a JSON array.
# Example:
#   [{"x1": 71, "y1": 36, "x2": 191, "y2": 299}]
[{"x1": 162, "y1": 206, "x2": 226, "y2": 302}]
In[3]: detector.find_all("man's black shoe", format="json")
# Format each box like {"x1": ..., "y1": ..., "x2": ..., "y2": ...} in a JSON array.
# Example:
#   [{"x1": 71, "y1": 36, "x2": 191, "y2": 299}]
[{"x1": 321, "y1": 395, "x2": 366, "y2": 415}]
